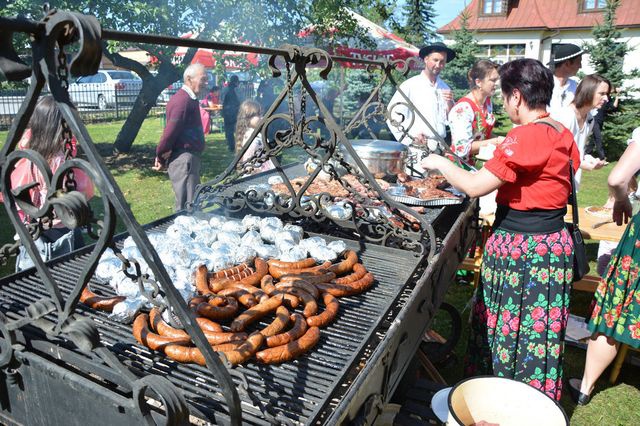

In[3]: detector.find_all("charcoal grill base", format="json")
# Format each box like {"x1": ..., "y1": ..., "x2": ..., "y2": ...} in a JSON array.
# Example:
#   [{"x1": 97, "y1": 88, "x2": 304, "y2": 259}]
[
  {"x1": 0, "y1": 202, "x2": 477, "y2": 426},
  {"x1": 0, "y1": 350, "x2": 142, "y2": 426}
]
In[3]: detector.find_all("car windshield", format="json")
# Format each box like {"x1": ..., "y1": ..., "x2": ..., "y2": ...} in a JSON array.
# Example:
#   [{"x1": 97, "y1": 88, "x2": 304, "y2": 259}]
[{"x1": 108, "y1": 71, "x2": 138, "y2": 80}]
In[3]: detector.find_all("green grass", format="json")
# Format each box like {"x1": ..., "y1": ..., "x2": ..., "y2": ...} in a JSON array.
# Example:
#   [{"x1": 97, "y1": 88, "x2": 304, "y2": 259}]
[{"x1": 1, "y1": 117, "x2": 638, "y2": 424}]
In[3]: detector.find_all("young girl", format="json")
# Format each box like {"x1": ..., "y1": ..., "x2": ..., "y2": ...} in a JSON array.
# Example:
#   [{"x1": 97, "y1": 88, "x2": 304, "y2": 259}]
[
  {"x1": 7, "y1": 96, "x2": 94, "y2": 270},
  {"x1": 234, "y1": 100, "x2": 274, "y2": 175}
]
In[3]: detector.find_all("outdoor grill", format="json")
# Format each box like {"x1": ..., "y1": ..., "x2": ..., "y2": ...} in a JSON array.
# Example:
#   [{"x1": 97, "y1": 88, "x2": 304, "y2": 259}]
[{"x1": 0, "y1": 9, "x2": 479, "y2": 425}]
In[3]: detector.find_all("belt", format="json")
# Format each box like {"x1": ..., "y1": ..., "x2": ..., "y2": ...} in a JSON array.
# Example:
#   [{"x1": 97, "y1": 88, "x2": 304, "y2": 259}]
[
  {"x1": 172, "y1": 148, "x2": 201, "y2": 157},
  {"x1": 494, "y1": 205, "x2": 567, "y2": 234}
]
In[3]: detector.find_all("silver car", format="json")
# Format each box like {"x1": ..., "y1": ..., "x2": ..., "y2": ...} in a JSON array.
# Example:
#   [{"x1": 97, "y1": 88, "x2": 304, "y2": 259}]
[{"x1": 68, "y1": 70, "x2": 142, "y2": 110}]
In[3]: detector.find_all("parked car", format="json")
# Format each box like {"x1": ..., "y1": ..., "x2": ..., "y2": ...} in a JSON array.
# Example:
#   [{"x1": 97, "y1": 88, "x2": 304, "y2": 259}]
[{"x1": 68, "y1": 69, "x2": 142, "y2": 110}]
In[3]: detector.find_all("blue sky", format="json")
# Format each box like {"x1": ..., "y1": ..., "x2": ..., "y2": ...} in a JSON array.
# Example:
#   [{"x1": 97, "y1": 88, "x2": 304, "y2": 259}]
[{"x1": 433, "y1": 0, "x2": 469, "y2": 29}]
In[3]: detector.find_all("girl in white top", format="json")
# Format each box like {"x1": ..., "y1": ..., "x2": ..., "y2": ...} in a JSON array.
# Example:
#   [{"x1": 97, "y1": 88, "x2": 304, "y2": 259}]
[
  {"x1": 234, "y1": 100, "x2": 275, "y2": 175},
  {"x1": 551, "y1": 74, "x2": 609, "y2": 189}
]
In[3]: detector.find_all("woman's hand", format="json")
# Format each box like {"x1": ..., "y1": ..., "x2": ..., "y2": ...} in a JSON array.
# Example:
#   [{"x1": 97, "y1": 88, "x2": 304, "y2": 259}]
[
  {"x1": 612, "y1": 197, "x2": 632, "y2": 226},
  {"x1": 420, "y1": 154, "x2": 444, "y2": 172}
]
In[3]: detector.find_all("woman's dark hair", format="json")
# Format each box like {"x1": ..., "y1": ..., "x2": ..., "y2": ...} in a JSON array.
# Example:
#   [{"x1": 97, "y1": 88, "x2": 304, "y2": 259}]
[
  {"x1": 499, "y1": 58, "x2": 554, "y2": 109},
  {"x1": 574, "y1": 74, "x2": 610, "y2": 109},
  {"x1": 468, "y1": 59, "x2": 499, "y2": 89},
  {"x1": 28, "y1": 95, "x2": 64, "y2": 161}
]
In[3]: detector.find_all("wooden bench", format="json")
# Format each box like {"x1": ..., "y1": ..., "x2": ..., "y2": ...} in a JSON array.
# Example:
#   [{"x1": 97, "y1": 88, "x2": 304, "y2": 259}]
[{"x1": 572, "y1": 275, "x2": 601, "y2": 293}]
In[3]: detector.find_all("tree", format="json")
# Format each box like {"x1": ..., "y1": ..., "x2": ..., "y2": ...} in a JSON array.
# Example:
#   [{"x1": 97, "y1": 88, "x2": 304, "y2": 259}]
[
  {"x1": 583, "y1": 0, "x2": 640, "y2": 159},
  {"x1": 3, "y1": 1, "x2": 398, "y2": 152},
  {"x1": 439, "y1": 11, "x2": 480, "y2": 100},
  {"x1": 399, "y1": 0, "x2": 438, "y2": 46}
]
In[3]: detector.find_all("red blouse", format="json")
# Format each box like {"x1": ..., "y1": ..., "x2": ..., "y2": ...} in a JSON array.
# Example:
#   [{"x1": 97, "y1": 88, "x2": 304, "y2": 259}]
[{"x1": 484, "y1": 122, "x2": 581, "y2": 210}]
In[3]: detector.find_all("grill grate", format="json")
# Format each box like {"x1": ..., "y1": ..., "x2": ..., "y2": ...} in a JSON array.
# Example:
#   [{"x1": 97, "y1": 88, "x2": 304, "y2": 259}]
[{"x1": 0, "y1": 215, "x2": 430, "y2": 424}]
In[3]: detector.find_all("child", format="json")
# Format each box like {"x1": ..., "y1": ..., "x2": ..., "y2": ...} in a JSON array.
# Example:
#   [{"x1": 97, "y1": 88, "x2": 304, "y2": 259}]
[{"x1": 234, "y1": 100, "x2": 274, "y2": 175}]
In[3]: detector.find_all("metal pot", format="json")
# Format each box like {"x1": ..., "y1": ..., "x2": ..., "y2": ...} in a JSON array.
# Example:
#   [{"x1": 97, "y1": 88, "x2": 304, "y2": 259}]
[{"x1": 339, "y1": 139, "x2": 407, "y2": 175}]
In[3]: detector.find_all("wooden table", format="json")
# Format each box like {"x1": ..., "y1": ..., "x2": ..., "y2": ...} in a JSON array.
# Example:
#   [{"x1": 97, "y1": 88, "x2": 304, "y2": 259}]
[{"x1": 566, "y1": 206, "x2": 625, "y2": 242}]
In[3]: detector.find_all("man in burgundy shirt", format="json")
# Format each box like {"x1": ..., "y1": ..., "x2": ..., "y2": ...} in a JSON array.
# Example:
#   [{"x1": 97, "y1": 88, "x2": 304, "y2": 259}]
[{"x1": 154, "y1": 63, "x2": 209, "y2": 210}]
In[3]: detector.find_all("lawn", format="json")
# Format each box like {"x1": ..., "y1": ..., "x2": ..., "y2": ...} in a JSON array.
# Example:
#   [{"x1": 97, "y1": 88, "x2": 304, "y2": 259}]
[{"x1": 1, "y1": 117, "x2": 638, "y2": 424}]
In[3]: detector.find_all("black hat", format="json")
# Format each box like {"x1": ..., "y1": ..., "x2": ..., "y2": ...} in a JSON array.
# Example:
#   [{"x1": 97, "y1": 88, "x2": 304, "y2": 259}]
[
  {"x1": 549, "y1": 43, "x2": 583, "y2": 65},
  {"x1": 419, "y1": 42, "x2": 456, "y2": 62}
]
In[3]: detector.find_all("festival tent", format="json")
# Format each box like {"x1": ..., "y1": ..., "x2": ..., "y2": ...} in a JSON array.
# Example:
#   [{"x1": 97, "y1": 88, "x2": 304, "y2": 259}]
[{"x1": 298, "y1": 10, "x2": 420, "y2": 68}]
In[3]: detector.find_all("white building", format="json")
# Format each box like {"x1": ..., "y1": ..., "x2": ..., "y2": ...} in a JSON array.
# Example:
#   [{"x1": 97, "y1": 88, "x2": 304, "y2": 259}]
[{"x1": 438, "y1": 0, "x2": 640, "y2": 87}]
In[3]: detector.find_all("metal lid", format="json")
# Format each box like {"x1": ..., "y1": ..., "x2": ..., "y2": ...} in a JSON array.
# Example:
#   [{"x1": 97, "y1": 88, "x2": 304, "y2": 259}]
[{"x1": 343, "y1": 139, "x2": 407, "y2": 155}]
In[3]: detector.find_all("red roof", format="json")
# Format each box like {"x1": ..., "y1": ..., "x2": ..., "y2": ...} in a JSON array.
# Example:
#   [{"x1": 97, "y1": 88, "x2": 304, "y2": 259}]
[{"x1": 438, "y1": 0, "x2": 640, "y2": 33}]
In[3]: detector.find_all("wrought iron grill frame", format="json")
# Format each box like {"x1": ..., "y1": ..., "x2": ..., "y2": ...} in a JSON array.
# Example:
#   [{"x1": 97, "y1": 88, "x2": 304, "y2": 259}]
[{"x1": 0, "y1": 8, "x2": 478, "y2": 425}]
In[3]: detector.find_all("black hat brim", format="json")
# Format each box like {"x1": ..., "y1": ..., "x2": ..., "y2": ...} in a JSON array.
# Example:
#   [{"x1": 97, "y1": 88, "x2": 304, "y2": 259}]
[{"x1": 419, "y1": 44, "x2": 456, "y2": 62}]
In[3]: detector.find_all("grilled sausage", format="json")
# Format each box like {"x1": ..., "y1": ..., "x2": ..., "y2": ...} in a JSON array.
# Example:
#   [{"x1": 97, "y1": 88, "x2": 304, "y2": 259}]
[
  {"x1": 269, "y1": 261, "x2": 329, "y2": 279},
  {"x1": 195, "y1": 317, "x2": 223, "y2": 333},
  {"x1": 79, "y1": 286, "x2": 125, "y2": 312},
  {"x1": 255, "y1": 326, "x2": 321, "y2": 364},
  {"x1": 260, "y1": 274, "x2": 276, "y2": 294},
  {"x1": 230, "y1": 295, "x2": 283, "y2": 332},
  {"x1": 271, "y1": 261, "x2": 332, "y2": 280},
  {"x1": 274, "y1": 279, "x2": 319, "y2": 300},
  {"x1": 163, "y1": 341, "x2": 244, "y2": 366},
  {"x1": 332, "y1": 263, "x2": 368, "y2": 284},
  {"x1": 275, "y1": 286, "x2": 318, "y2": 318},
  {"x1": 260, "y1": 305, "x2": 290, "y2": 337},
  {"x1": 328, "y1": 250, "x2": 358, "y2": 275},
  {"x1": 213, "y1": 263, "x2": 249, "y2": 279},
  {"x1": 149, "y1": 308, "x2": 189, "y2": 339},
  {"x1": 132, "y1": 314, "x2": 191, "y2": 351},
  {"x1": 195, "y1": 264, "x2": 213, "y2": 295},
  {"x1": 266, "y1": 313, "x2": 308, "y2": 348},
  {"x1": 267, "y1": 258, "x2": 316, "y2": 270},
  {"x1": 216, "y1": 287, "x2": 258, "y2": 307},
  {"x1": 196, "y1": 296, "x2": 239, "y2": 321},
  {"x1": 222, "y1": 332, "x2": 265, "y2": 365},
  {"x1": 306, "y1": 293, "x2": 339, "y2": 327},
  {"x1": 240, "y1": 257, "x2": 269, "y2": 286},
  {"x1": 278, "y1": 270, "x2": 336, "y2": 284},
  {"x1": 316, "y1": 272, "x2": 375, "y2": 297}
]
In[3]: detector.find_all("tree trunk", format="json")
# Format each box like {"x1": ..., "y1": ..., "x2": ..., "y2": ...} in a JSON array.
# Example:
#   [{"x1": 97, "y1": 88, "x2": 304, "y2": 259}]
[{"x1": 112, "y1": 87, "x2": 159, "y2": 152}]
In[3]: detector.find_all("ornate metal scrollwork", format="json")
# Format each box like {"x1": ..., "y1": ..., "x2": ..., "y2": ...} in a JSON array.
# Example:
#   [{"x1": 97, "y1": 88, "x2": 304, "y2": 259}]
[
  {"x1": 193, "y1": 45, "x2": 437, "y2": 258},
  {"x1": 0, "y1": 9, "x2": 242, "y2": 425}
]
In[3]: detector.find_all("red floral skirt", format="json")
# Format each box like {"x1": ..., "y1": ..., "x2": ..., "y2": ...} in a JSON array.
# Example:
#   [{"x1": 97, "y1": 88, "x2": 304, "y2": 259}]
[{"x1": 464, "y1": 227, "x2": 574, "y2": 400}]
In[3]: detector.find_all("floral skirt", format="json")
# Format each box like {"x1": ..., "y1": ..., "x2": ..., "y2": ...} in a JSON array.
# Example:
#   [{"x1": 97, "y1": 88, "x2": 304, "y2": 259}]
[
  {"x1": 465, "y1": 227, "x2": 574, "y2": 400},
  {"x1": 588, "y1": 212, "x2": 640, "y2": 348}
]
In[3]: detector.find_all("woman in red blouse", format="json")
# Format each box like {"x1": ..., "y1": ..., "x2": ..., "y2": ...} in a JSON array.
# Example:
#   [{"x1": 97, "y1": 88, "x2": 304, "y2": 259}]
[
  {"x1": 422, "y1": 58, "x2": 581, "y2": 400},
  {"x1": 448, "y1": 59, "x2": 504, "y2": 165}
]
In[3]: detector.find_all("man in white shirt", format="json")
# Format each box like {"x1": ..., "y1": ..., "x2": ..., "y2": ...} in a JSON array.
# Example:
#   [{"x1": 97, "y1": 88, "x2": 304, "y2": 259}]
[
  {"x1": 387, "y1": 42, "x2": 455, "y2": 170},
  {"x1": 548, "y1": 43, "x2": 583, "y2": 115}
]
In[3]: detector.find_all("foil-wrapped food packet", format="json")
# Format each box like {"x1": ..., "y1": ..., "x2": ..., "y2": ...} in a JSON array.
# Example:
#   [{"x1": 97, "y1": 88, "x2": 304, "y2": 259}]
[
  {"x1": 241, "y1": 230, "x2": 263, "y2": 247},
  {"x1": 308, "y1": 245, "x2": 338, "y2": 263},
  {"x1": 327, "y1": 240, "x2": 347, "y2": 255},
  {"x1": 242, "y1": 214, "x2": 262, "y2": 231},
  {"x1": 234, "y1": 245, "x2": 257, "y2": 265},
  {"x1": 221, "y1": 220, "x2": 246, "y2": 234},
  {"x1": 254, "y1": 243, "x2": 279, "y2": 259},
  {"x1": 279, "y1": 245, "x2": 309, "y2": 262},
  {"x1": 260, "y1": 216, "x2": 283, "y2": 230}
]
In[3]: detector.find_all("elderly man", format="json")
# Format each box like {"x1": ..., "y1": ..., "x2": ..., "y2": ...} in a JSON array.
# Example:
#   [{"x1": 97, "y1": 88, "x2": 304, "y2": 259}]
[
  {"x1": 154, "y1": 63, "x2": 209, "y2": 211},
  {"x1": 387, "y1": 42, "x2": 455, "y2": 171},
  {"x1": 548, "y1": 43, "x2": 583, "y2": 115}
]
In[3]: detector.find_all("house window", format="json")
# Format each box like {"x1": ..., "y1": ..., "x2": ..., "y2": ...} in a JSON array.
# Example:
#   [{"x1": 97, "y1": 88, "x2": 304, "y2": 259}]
[
  {"x1": 580, "y1": 0, "x2": 607, "y2": 12},
  {"x1": 481, "y1": 0, "x2": 507, "y2": 16},
  {"x1": 478, "y1": 44, "x2": 526, "y2": 64}
]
